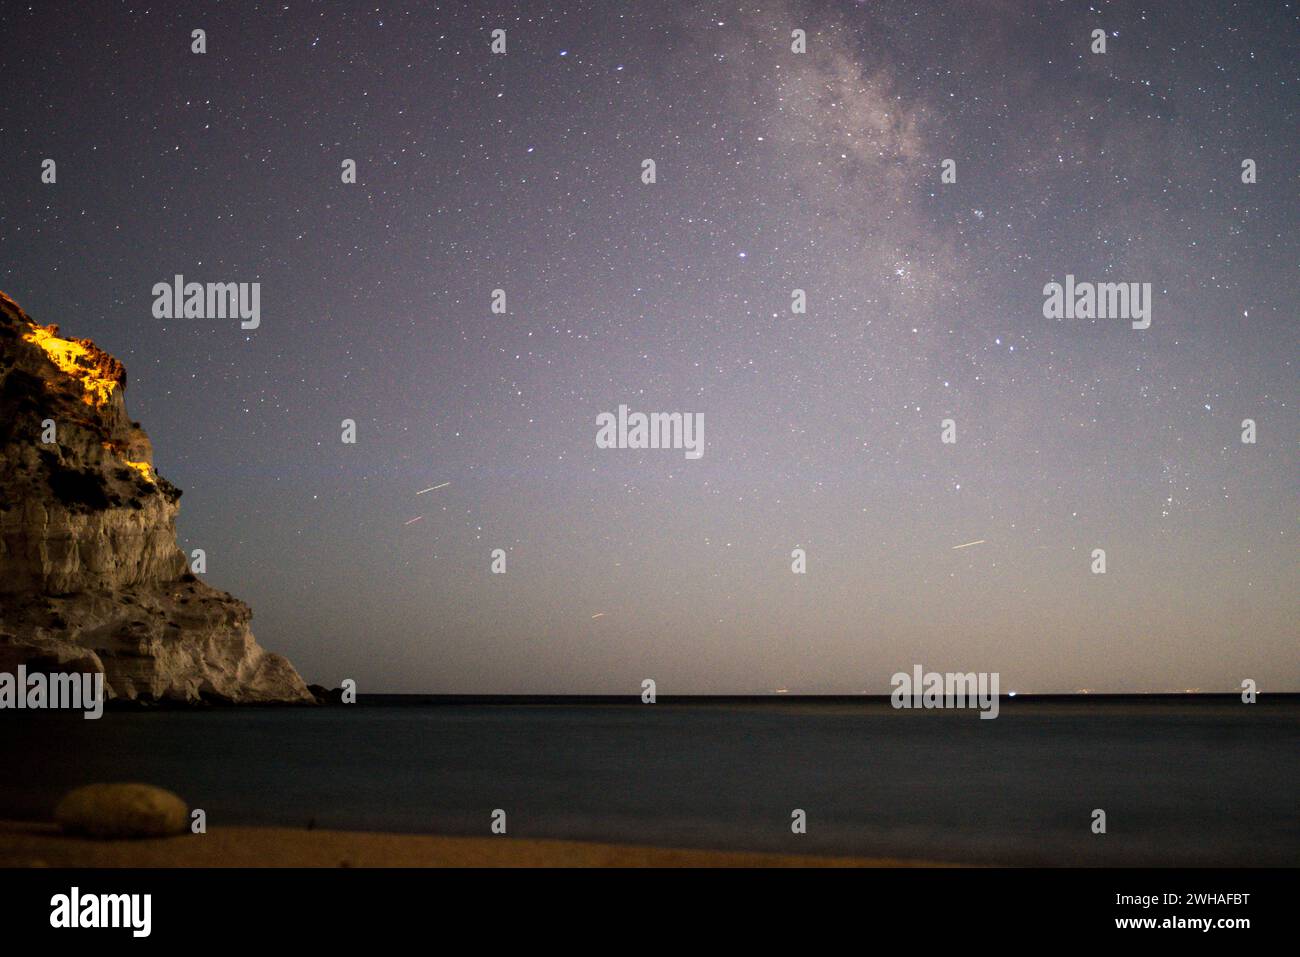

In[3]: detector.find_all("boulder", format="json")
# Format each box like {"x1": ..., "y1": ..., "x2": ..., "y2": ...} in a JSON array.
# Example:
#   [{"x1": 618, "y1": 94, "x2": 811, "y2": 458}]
[{"x1": 54, "y1": 783, "x2": 189, "y2": 838}]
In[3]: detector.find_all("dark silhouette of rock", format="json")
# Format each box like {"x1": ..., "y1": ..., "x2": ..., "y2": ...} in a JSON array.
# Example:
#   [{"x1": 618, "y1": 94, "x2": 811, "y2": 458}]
[{"x1": 55, "y1": 783, "x2": 189, "y2": 838}]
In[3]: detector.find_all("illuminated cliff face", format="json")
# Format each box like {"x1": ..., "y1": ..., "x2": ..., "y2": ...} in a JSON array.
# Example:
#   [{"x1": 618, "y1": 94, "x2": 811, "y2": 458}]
[
  {"x1": 99, "y1": 442, "x2": 155, "y2": 483},
  {"x1": 0, "y1": 290, "x2": 313, "y2": 704},
  {"x1": 16, "y1": 312, "x2": 153, "y2": 484},
  {"x1": 21, "y1": 324, "x2": 125, "y2": 408}
]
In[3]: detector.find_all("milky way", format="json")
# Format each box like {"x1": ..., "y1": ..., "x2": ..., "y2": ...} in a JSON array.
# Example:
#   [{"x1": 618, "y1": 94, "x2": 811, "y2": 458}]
[{"x1": 1, "y1": 1, "x2": 1294, "y2": 692}]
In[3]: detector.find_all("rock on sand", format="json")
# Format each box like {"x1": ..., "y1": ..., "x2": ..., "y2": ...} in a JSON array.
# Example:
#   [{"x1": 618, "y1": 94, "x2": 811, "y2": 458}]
[{"x1": 54, "y1": 783, "x2": 188, "y2": 838}]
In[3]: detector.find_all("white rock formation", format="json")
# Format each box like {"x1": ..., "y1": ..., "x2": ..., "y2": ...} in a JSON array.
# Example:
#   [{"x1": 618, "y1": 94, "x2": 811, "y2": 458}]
[{"x1": 0, "y1": 291, "x2": 313, "y2": 704}]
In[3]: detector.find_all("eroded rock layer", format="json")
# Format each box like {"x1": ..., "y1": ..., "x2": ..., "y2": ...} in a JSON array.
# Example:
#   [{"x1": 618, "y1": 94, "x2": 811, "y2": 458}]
[{"x1": 0, "y1": 291, "x2": 312, "y2": 704}]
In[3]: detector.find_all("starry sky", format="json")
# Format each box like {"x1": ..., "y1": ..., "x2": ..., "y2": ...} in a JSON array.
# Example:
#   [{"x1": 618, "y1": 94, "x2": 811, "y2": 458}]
[{"x1": 1, "y1": 1, "x2": 1295, "y2": 693}]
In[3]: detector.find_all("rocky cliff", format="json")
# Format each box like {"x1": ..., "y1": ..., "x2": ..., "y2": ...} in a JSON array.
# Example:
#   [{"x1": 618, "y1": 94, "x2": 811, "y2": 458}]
[{"x1": 0, "y1": 291, "x2": 313, "y2": 704}]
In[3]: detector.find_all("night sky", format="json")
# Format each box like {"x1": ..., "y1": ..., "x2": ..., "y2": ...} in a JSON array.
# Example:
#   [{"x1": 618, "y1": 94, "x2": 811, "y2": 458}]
[{"x1": 1, "y1": 1, "x2": 1294, "y2": 693}]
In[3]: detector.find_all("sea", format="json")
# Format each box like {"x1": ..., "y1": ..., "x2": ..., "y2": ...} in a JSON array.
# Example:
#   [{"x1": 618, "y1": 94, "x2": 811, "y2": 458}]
[{"x1": 3, "y1": 696, "x2": 1296, "y2": 865}]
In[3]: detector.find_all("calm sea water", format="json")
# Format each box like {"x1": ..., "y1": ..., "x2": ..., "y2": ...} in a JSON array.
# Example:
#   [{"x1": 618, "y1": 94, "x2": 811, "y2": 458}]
[{"x1": 3, "y1": 697, "x2": 1296, "y2": 865}]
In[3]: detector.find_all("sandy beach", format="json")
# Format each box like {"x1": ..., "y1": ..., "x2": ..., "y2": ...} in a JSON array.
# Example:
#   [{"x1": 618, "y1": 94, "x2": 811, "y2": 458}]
[{"x1": 0, "y1": 821, "x2": 944, "y2": 868}]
